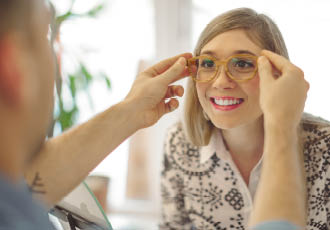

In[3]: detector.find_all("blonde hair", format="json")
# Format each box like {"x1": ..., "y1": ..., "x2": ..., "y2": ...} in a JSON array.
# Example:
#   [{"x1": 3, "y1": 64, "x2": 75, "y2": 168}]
[{"x1": 183, "y1": 8, "x2": 289, "y2": 146}]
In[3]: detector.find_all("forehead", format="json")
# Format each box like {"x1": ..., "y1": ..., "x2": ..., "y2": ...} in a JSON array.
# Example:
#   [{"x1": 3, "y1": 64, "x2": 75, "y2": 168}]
[{"x1": 201, "y1": 29, "x2": 262, "y2": 58}]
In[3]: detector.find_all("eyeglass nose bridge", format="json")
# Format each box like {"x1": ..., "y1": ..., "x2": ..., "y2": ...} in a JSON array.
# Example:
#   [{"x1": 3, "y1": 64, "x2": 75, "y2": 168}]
[
  {"x1": 211, "y1": 59, "x2": 233, "y2": 82},
  {"x1": 212, "y1": 58, "x2": 258, "y2": 83}
]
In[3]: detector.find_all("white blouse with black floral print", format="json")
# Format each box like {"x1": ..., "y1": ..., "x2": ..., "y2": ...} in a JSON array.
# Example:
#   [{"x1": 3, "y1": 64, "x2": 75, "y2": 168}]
[{"x1": 159, "y1": 113, "x2": 329, "y2": 230}]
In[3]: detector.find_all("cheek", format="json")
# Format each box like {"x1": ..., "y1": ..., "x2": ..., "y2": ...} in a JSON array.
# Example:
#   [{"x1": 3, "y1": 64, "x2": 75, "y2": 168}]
[
  {"x1": 195, "y1": 83, "x2": 208, "y2": 103},
  {"x1": 242, "y1": 75, "x2": 260, "y2": 99}
]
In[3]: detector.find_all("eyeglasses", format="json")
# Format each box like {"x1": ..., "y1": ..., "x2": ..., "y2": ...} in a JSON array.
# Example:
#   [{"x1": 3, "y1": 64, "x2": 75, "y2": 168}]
[{"x1": 187, "y1": 54, "x2": 258, "y2": 83}]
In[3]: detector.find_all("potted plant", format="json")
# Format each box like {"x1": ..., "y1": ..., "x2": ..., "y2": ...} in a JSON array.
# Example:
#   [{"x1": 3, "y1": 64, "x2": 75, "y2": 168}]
[{"x1": 48, "y1": 0, "x2": 111, "y2": 137}]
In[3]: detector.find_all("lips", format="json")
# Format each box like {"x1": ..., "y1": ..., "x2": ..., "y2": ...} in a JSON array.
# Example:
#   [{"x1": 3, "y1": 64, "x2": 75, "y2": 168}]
[{"x1": 210, "y1": 96, "x2": 244, "y2": 111}]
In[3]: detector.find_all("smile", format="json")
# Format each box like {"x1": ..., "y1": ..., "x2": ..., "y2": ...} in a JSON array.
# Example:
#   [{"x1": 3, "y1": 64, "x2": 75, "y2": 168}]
[{"x1": 210, "y1": 96, "x2": 244, "y2": 111}]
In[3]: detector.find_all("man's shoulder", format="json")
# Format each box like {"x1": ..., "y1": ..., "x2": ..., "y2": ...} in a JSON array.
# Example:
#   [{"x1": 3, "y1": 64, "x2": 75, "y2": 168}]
[{"x1": 0, "y1": 175, "x2": 54, "y2": 230}]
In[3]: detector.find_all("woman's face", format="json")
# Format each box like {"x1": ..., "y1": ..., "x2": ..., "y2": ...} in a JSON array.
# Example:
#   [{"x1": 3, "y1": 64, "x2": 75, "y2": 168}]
[{"x1": 196, "y1": 29, "x2": 263, "y2": 130}]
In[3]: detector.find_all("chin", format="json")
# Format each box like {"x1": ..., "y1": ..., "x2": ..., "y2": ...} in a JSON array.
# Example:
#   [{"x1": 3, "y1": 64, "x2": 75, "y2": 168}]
[
  {"x1": 211, "y1": 119, "x2": 242, "y2": 130},
  {"x1": 210, "y1": 114, "x2": 258, "y2": 130},
  {"x1": 210, "y1": 113, "x2": 264, "y2": 130}
]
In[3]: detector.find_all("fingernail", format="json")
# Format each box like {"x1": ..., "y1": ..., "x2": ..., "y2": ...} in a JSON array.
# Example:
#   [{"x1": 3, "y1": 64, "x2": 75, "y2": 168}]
[
  {"x1": 170, "y1": 103, "x2": 177, "y2": 111},
  {"x1": 178, "y1": 88, "x2": 184, "y2": 97},
  {"x1": 177, "y1": 57, "x2": 186, "y2": 66}
]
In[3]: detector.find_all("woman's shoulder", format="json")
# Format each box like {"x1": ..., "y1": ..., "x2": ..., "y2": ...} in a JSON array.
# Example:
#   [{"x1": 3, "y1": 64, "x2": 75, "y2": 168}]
[
  {"x1": 301, "y1": 112, "x2": 330, "y2": 128},
  {"x1": 300, "y1": 113, "x2": 330, "y2": 229},
  {"x1": 164, "y1": 121, "x2": 191, "y2": 144},
  {"x1": 165, "y1": 121, "x2": 184, "y2": 134},
  {"x1": 301, "y1": 112, "x2": 329, "y2": 180},
  {"x1": 301, "y1": 113, "x2": 330, "y2": 158},
  {"x1": 164, "y1": 121, "x2": 199, "y2": 156},
  {"x1": 300, "y1": 112, "x2": 330, "y2": 175},
  {"x1": 301, "y1": 112, "x2": 330, "y2": 145}
]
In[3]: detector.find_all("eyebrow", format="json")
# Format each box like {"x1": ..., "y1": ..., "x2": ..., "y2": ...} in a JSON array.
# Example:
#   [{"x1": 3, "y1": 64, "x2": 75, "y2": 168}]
[{"x1": 200, "y1": 50, "x2": 257, "y2": 58}]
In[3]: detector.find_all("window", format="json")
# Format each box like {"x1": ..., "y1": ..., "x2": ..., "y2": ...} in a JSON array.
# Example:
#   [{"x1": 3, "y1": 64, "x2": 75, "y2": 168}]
[{"x1": 53, "y1": 0, "x2": 155, "y2": 208}]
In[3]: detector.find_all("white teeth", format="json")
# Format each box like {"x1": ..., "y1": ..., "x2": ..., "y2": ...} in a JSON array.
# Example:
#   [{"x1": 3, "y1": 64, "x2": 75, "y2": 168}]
[{"x1": 214, "y1": 98, "x2": 241, "y2": 106}]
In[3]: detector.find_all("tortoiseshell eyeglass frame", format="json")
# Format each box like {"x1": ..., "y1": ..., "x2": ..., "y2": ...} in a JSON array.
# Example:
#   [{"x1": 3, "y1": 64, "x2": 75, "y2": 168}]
[{"x1": 187, "y1": 53, "x2": 259, "y2": 83}]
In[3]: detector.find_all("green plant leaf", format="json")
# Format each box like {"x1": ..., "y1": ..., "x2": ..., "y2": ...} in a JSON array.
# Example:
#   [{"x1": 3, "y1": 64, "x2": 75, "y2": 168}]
[
  {"x1": 69, "y1": 75, "x2": 77, "y2": 98},
  {"x1": 87, "y1": 4, "x2": 104, "y2": 17},
  {"x1": 56, "y1": 12, "x2": 74, "y2": 25},
  {"x1": 105, "y1": 77, "x2": 111, "y2": 89},
  {"x1": 59, "y1": 110, "x2": 73, "y2": 131},
  {"x1": 58, "y1": 106, "x2": 78, "y2": 131},
  {"x1": 49, "y1": 0, "x2": 110, "y2": 137},
  {"x1": 99, "y1": 73, "x2": 111, "y2": 89},
  {"x1": 81, "y1": 64, "x2": 93, "y2": 83}
]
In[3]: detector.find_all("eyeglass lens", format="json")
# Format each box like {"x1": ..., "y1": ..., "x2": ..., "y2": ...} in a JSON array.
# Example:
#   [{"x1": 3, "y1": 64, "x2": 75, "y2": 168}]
[{"x1": 188, "y1": 56, "x2": 257, "y2": 82}]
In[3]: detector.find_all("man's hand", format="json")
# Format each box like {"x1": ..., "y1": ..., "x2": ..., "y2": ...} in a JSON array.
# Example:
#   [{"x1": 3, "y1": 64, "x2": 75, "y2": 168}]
[
  {"x1": 26, "y1": 53, "x2": 193, "y2": 206},
  {"x1": 258, "y1": 50, "x2": 309, "y2": 128},
  {"x1": 125, "y1": 53, "x2": 192, "y2": 129},
  {"x1": 249, "y1": 50, "x2": 308, "y2": 227}
]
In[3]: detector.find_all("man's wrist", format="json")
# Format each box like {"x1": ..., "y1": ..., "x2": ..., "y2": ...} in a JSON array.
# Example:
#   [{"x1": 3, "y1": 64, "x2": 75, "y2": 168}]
[
  {"x1": 115, "y1": 99, "x2": 144, "y2": 132},
  {"x1": 263, "y1": 114, "x2": 300, "y2": 134},
  {"x1": 264, "y1": 120, "x2": 298, "y2": 140},
  {"x1": 263, "y1": 118, "x2": 300, "y2": 159}
]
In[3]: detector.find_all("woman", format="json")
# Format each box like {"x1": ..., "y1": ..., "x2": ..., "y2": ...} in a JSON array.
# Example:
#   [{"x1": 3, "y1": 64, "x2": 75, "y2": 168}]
[{"x1": 160, "y1": 8, "x2": 329, "y2": 230}]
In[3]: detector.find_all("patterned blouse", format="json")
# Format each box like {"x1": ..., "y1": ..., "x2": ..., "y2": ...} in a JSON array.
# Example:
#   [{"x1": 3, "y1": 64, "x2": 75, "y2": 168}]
[{"x1": 159, "y1": 113, "x2": 329, "y2": 230}]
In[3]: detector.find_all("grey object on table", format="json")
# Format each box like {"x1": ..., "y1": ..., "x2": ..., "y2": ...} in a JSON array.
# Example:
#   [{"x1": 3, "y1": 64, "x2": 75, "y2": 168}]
[{"x1": 49, "y1": 181, "x2": 113, "y2": 230}]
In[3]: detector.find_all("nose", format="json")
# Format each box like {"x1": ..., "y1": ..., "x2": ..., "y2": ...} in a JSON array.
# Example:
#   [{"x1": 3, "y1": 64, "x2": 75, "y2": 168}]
[{"x1": 211, "y1": 66, "x2": 236, "y2": 89}]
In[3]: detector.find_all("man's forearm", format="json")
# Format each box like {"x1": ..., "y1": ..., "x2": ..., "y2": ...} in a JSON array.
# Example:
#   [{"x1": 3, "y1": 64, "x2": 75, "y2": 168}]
[
  {"x1": 25, "y1": 100, "x2": 140, "y2": 206},
  {"x1": 249, "y1": 120, "x2": 306, "y2": 227}
]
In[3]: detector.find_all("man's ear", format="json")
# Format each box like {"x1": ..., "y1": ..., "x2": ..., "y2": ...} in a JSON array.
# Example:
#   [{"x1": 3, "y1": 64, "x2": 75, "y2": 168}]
[{"x1": 0, "y1": 34, "x2": 23, "y2": 107}]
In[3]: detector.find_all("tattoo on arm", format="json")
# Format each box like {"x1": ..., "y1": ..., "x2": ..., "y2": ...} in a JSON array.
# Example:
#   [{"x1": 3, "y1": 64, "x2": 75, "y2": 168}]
[{"x1": 28, "y1": 172, "x2": 46, "y2": 194}]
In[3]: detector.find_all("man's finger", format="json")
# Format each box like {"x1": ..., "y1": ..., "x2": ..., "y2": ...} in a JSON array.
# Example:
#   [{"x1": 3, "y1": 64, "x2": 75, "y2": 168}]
[
  {"x1": 258, "y1": 56, "x2": 274, "y2": 86},
  {"x1": 158, "y1": 57, "x2": 187, "y2": 84},
  {"x1": 144, "y1": 53, "x2": 192, "y2": 77},
  {"x1": 157, "y1": 98, "x2": 179, "y2": 119},
  {"x1": 306, "y1": 81, "x2": 310, "y2": 91},
  {"x1": 165, "y1": 98, "x2": 179, "y2": 113},
  {"x1": 178, "y1": 66, "x2": 190, "y2": 78},
  {"x1": 261, "y1": 50, "x2": 291, "y2": 72},
  {"x1": 165, "y1": 85, "x2": 184, "y2": 98}
]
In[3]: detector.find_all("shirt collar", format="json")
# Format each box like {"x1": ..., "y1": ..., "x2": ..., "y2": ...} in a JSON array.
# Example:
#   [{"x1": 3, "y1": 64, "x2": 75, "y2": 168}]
[{"x1": 200, "y1": 129, "x2": 231, "y2": 163}]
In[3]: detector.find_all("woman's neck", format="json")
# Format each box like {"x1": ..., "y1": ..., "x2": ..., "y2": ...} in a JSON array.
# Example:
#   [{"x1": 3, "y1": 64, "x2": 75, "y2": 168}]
[
  {"x1": 222, "y1": 116, "x2": 264, "y2": 160},
  {"x1": 221, "y1": 116, "x2": 264, "y2": 185}
]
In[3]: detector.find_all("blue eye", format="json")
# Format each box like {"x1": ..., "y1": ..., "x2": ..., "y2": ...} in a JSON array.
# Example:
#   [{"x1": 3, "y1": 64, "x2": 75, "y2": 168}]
[
  {"x1": 231, "y1": 58, "x2": 254, "y2": 69},
  {"x1": 201, "y1": 59, "x2": 215, "y2": 68}
]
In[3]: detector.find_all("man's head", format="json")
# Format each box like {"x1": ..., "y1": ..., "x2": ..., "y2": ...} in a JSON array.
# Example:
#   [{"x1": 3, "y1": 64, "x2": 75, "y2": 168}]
[{"x1": 0, "y1": 0, "x2": 55, "y2": 177}]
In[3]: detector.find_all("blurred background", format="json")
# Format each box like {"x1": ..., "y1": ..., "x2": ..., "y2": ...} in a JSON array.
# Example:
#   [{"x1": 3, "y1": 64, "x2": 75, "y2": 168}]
[{"x1": 50, "y1": 0, "x2": 330, "y2": 229}]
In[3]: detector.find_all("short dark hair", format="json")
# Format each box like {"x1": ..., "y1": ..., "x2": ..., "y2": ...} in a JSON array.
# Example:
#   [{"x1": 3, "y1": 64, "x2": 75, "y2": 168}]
[{"x1": 0, "y1": 0, "x2": 37, "y2": 42}]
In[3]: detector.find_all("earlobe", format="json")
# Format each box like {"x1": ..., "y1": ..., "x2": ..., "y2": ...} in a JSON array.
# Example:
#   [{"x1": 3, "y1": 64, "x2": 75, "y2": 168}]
[{"x1": 0, "y1": 36, "x2": 22, "y2": 107}]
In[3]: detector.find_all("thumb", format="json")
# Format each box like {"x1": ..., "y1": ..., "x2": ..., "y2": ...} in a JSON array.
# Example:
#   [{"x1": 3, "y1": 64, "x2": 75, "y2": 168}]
[
  {"x1": 258, "y1": 56, "x2": 274, "y2": 86},
  {"x1": 158, "y1": 57, "x2": 186, "y2": 85}
]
